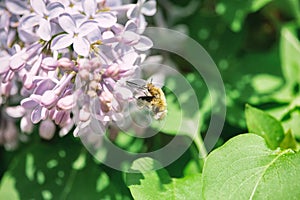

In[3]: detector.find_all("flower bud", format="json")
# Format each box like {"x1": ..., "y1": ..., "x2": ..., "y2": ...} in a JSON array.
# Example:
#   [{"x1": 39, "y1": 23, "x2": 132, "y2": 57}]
[
  {"x1": 39, "y1": 119, "x2": 56, "y2": 140},
  {"x1": 99, "y1": 91, "x2": 113, "y2": 113},
  {"x1": 58, "y1": 58, "x2": 75, "y2": 71}
]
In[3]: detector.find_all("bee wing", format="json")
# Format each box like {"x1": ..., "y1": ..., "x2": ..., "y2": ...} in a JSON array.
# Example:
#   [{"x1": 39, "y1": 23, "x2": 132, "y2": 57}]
[
  {"x1": 126, "y1": 79, "x2": 147, "y2": 90},
  {"x1": 147, "y1": 75, "x2": 165, "y2": 88}
]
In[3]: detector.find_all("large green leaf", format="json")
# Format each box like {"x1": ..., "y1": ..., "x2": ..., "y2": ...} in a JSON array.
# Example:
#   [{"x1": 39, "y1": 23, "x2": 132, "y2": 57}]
[
  {"x1": 202, "y1": 134, "x2": 300, "y2": 199},
  {"x1": 125, "y1": 157, "x2": 202, "y2": 200},
  {"x1": 245, "y1": 104, "x2": 285, "y2": 149}
]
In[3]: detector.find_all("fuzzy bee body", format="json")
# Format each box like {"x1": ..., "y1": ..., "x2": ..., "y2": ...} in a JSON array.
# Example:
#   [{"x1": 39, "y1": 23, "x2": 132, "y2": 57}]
[{"x1": 127, "y1": 81, "x2": 167, "y2": 120}]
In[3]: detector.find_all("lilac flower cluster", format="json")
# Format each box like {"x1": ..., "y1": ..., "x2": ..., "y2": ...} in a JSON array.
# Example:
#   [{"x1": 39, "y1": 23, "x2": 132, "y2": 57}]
[{"x1": 0, "y1": 0, "x2": 156, "y2": 149}]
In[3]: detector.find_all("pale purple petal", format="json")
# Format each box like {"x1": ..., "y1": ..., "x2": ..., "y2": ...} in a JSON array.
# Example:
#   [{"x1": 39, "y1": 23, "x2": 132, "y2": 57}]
[
  {"x1": 1, "y1": 81, "x2": 11, "y2": 94},
  {"x1": 31, "y1": 106, "x2": 43, "y2": 124},
  {"x1": 0, "y1": 56, "x2": 10, "y2": 74},
  {"x1": 58, "y1": 13, "x2": 76, "y2": 34},
  {"x1": 137, "y1": 16, "x2": 147, "y2": 32},
  {"x1": 79, "y1": 107, "x2": 91, "y2": 122},
  {"x1": 73, "y1": 37, "x2": 90, "y2": 57},
  {"x1": 74, "y1": 120, "x2": 91, "y2": 137},
  {"x1": 21, "y1": 98, "x2": 39, "y2": 109},
  {"x1": 41, "y1": 90, "x2": 58, "y2": 107},
  {"x1": 10, "y1": 53, "x2": 25, "y2": 71},
  {"x1": 121, "y1": 51, "x2": 138, "y2": 66},
  {"x1": 21, "y1": 115, "x2": 33, "y2": 133},
  {"x1": 41, "y1": 107, "x2": 48, "y2": 120},
  {"x1": 141, "y1": 0, "x2": 156, "y2": 16},
  {"x1": 30, "y1": 0, "x2": 46, "y2": 16},
  {"x1": 86, "y1": 27, "x2": 102, "y2": 42},
  {"x1": 30, "y1": 94, "x2": 42, "y2": 102},
  {"x1": 23, "y1": 73, "x2": 35, "y2": 90},
  {"x1": 73, "y1": 126, "x2": 80, "y2": 137},
  {"x1": 51, "y1": 34, "x2": 74, "y2": 50},
  {"x1": 124, "y1": 20, "x2": 138, "y2": 32},
  {"x1": 82, "y1": 0, "x2": 96, "y2": 16},
  {"x1": 102, "y1": 31, "x2": 115, "y2": 40},
  {"x1": 24, "y1": 43, "x2": 43, "y2": 60},
  {"x1": 105, "y1": 0, "x2": 122, "y2": 7},
  {"x1": 59, "y1": 119, "x2": 74, "y2": 137},
  {"x1": 95, "y1": 12, "x2": 117, "y2": 28},
  {"x1": 53, "y1": 111, "x2": 62, "y2": 124},
  {"x1": 72, "y1": 14, "x2": 86, "y2": 25},
  {"x1": 57, "y1": 95, "x2": 75, "y2": 110},
  {"x1": 5, "y1": 106, "x2": 25, "y2": 118},
  {"x1": 35, "y1": 79, "x2": 56, "y2": 95},
  {"x1": 134, "y1": 36, "x2": 153, "y2": 51},
  {"x1": 123, "y1": 31, "x2": 140, "y2": 44},
  {"x1": 41, "y1": 57, "x2": 58, "y2": 71},
  {"x1": 7, "y1": 29, "x2": 16, "y2": 47},
  {"x1": 5, "y1": 0, "x2": 29, "y2": 15},
  {"x1": 47, "y1": 2, "x2": 65, "y2": 19},
  {"x1": 0, "y1": 12, "x2": 9, "y2": 29},
  {"x1": 37, "y1": 18, "x2": 51, "y2": 41},
  {"x1": 127, "y1": 6, "x2": 138, "y2": 19},
  {"x1": 114, "y1": 86, "x2": 132, "y2": 99},
  {"x1": 19, "y1": 14, "x2": 41, "y2": 29},
  {"x1": 39, "y1": 119, "x2": 56, "y2": 140},
  {"x1": 55, "y1": 111, "x2": 69, "y2": 125},
  {"x1": 2, "y1": 70, "x2": 14, "y2": 83},
  {"x1": 30, "y1": 53, "x2": 43, "y2": 75},
  {"x1": 78, "y1": 20, "x2": 98, "y2": 37},
  {"x1": 18, "y1": 28, "x2": 39, "y2": 44}
]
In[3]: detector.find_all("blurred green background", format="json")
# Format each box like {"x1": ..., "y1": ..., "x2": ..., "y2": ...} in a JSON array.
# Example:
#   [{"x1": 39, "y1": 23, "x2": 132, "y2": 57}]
[{"x1": 1, "y1": 0, "x2": 300, "y2": 199}]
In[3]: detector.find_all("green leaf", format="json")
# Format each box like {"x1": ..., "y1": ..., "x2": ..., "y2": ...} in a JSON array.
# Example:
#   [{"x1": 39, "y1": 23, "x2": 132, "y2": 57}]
[
  {"x1": 251, "y1": 74, "x2": 283, "y2": 94},
  {"x1": 245, "y1": 104, "x2": 285, "y2": 149},
  {"x1": 282, "y1": 110, "x2": 300, "y2": 139},
  {"x1": 0, "y1": 173, "x2": 20, "y2": 200},
  {"x1": 202, "y1": 134, "x2": 300, "y2": 199},
  {"x1": 216, "y1": 0, "x2": 272, "y2": 32},
  {"x1": 280, "y1": 24, "x2": 300, "y2": 87},
  {"x1": 125, "y1": 157, "x2": 202, "y2": 200},
  {"x1": 281, "y1": 102, "x2": 300, "y2": 140},
  {"x1": 251, "y1": 0, "x2": 273, "y2": 11},
  {"x1": 279, "y1": 130, "x2": 299, "y2": 151}
]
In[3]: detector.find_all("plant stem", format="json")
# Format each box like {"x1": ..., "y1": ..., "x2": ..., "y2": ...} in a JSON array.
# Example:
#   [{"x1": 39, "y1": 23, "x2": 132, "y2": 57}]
[{"x1": 194, "y1": 133, "x2": 207, "y2": 160}]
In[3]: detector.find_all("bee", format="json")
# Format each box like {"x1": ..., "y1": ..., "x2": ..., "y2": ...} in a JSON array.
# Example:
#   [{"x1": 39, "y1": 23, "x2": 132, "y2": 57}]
[{"x1": 126, "y1": 80, "x2": 167, "y2": 120}]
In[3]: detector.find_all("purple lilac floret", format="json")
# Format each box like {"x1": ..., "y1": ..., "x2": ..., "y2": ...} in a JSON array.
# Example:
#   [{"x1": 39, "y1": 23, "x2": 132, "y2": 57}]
[{"x1": 0, "y1": 0, "x2": 156, "y2": 149}]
